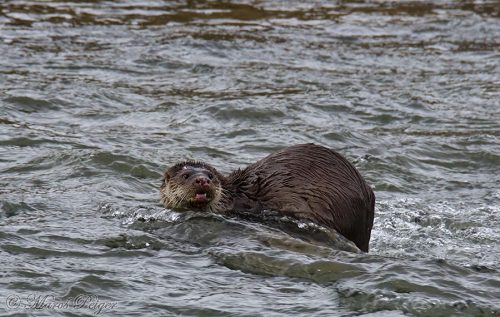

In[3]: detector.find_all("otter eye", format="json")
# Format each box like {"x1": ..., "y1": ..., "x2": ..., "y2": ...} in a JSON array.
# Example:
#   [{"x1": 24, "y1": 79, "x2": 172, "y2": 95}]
[
  {"x1": 207, "y1": 173, "x2": 213, "y2": 180},
  {"x1": 183, "y1": 173, "x2": 189, "y2": 180}
]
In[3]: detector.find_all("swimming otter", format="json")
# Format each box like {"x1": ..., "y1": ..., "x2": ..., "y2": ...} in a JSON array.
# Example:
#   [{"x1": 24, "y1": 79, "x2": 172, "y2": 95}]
[{"x1": 160, "y1": 143, "x2": 375, "y2": 252}]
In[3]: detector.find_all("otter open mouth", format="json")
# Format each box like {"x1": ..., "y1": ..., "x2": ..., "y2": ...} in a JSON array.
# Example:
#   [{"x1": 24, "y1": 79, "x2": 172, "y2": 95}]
[
  {"x1": 194, "y1": 193, "x2": 209, "y2": 202},
  {"x1": 192, "y1": 191, "x2": 210, "y2": 203}
]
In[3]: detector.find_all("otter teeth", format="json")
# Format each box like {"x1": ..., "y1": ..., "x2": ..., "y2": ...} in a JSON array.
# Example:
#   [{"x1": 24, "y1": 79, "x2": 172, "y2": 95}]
[{"x1": 194, "y1": 193, "x2": 208, "y2": 202}]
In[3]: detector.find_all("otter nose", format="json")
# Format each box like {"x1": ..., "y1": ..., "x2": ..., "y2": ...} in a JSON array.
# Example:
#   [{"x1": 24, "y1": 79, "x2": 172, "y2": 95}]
[{"x1": 195, "y1": 176, "x2": 210, "y2": 188}]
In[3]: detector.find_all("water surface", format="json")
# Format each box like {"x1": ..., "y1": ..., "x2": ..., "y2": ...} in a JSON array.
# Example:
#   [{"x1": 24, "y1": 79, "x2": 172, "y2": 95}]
[{"x1": 1, "y1": 1, "x2": 499, "y2": 316}]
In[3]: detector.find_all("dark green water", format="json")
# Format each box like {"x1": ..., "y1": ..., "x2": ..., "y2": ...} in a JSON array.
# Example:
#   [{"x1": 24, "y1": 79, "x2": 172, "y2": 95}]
[{"x1": 1, "y1": 1, "x2": 499, "y2": 316}]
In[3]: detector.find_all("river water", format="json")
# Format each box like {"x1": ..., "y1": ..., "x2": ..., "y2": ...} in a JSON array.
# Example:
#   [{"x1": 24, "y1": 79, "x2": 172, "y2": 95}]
[{"x1": 1, "y1": 1, "x2": 499, "y2": 316}]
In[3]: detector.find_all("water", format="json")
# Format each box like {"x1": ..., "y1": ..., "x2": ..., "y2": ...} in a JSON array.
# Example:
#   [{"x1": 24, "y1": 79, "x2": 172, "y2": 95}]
[{"x1": 1, "y1": 1, "x2": 499, "y2": 316}]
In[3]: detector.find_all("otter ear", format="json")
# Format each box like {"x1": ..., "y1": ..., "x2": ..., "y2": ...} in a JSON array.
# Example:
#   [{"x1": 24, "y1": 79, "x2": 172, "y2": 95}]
[{"x1": 164, "y1": 171, "x2": 171, "y2": 182}]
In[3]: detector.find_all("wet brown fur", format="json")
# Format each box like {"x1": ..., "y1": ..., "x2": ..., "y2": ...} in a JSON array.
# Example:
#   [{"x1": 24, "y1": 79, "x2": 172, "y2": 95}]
[{"x1": 161, "y1": 144, "x2": 375, "y2": 252}]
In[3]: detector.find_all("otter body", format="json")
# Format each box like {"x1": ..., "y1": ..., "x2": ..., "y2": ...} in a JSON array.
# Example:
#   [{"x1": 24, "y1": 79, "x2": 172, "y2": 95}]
[{"x1": 161, "y1": 143, "x2": 375, "y2": 252}]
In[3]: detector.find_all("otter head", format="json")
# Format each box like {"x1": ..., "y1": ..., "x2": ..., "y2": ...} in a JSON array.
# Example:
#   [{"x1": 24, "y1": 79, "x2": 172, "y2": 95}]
[{"x1": 160, "y1": 161, "x2": 223, "y2": 211}]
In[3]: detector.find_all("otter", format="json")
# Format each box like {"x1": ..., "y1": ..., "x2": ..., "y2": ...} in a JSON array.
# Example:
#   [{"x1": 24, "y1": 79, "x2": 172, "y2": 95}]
[{"x1": 160, "y1": 143, "x2": 375, "y2": 252}]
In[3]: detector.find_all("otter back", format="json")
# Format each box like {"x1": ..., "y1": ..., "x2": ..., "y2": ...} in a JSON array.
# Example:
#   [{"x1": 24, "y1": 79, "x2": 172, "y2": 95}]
[{"x1": 223, "y1": 143, "x2": 375, "y2": 252}]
